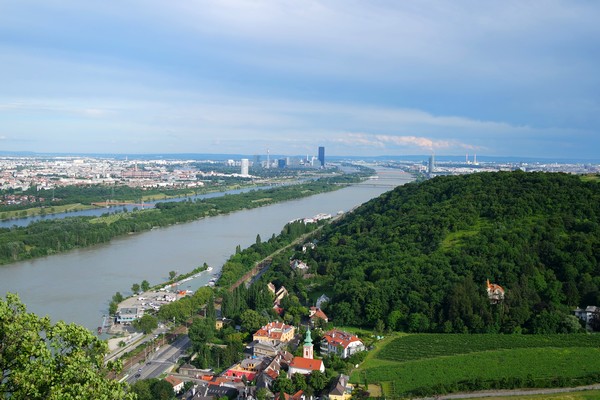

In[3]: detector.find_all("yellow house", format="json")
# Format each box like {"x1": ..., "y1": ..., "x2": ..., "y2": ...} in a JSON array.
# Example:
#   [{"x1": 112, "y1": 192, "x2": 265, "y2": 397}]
[
  {"x1": 328, "y1": 375, "x2": 353, "y2": 400},
  {"x1": 253, "y1": 321, "x2": 295, "y2": 344}
]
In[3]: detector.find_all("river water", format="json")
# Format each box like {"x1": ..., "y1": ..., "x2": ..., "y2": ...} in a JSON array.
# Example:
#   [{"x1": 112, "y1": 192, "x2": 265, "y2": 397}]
[{"x1": 0, "y1": 169, "x2": 412, "y2": 331}]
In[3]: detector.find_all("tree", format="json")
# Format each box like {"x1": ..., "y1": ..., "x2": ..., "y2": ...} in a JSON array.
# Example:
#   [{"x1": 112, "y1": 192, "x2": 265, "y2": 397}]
[
  {"x1": 308, "y1": 370, "x2": 327, "y2": 392},
  {"x1": 256, "y1": 387, "x2": 269, "y2": 400},
  {"x1": 240, "y1": 309, "x2": 268, "y2": 333},
  {"x1": 272, "y1": 374, "x2": 294, "y2": 394},
  {"x1": 134, "y1": 314, "x2": 158, "y2": 334},
  {"x1": 292, "y1": 373, "x2": 307, "y2": 392},
  {"x1": 0, "y1": 293, "x2": 134, "y2": 399},
  {"x1": 130, "y1": 378, "x2": 175, "y2": 400},
  {"x1": 112, "y1": 291, "x2": 124, "y2": 303},
  {"x1": 169, "y1": 270, "x2": 177, "y2": 280},
  {"x1": 132, "y1": 283, "x2": 141, "y2": 294},
  {"x1": 141, "y1": 280, "x2": 150, "y2": 292},
  {"x1": 189, "y1": 317, "x2": 215, "y2": 345},
  {"x1": 206, "y1": 292, "x2": 216, "y2": 320},
  {"x1": 590, "y1": 312, "x2": 600, "y2": 331}
]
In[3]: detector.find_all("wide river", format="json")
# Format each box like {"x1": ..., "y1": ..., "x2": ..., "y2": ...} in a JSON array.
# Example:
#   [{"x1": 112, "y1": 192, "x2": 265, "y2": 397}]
[{"x1": 0, "y1": 169, "x2": 413, "y2": 332}]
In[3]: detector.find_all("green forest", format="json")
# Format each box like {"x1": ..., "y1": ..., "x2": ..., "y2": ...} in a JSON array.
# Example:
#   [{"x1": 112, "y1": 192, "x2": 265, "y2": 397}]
[{"x1": 295, "y1": 171, "x2": 600, "y2": 334}]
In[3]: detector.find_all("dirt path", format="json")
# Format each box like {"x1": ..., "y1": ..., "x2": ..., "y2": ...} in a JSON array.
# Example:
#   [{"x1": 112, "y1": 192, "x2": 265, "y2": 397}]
[{"x1": 417, "y1": 384, "x2": 600, "y2": 399}]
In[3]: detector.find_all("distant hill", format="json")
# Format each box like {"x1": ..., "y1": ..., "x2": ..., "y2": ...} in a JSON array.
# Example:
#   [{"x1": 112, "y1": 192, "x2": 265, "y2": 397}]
[{"x1": 309, "y1": 171, "x2": 600, "y2": 333}]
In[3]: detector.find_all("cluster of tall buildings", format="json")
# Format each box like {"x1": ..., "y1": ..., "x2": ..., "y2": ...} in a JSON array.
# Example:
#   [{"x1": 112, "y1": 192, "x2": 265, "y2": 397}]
[{"x1": 240, "y1": 146, "x2": 326, "y2": 175}]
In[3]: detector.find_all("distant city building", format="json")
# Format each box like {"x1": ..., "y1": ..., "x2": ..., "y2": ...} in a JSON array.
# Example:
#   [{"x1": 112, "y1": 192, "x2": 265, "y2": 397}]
[
  {"x1": 278, "y1": 159, "x2": 286, "y2": 169},
  {"x1": 428, "y1": 154, "x2": 435, "y2": 175},
  {"x1": 318, "y1": 146, "x2": 325, "y2": 167},
  {"x1": 241, "y1": 158, "x2": 249, "y2": 176}
]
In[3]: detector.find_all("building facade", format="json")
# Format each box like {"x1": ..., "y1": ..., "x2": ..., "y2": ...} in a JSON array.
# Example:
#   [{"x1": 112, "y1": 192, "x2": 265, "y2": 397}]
[
  {"x1": 318, "y1": 146, "x2": 325, "y2": 167},
  {"x1": 321, "y1": 329, "x2": 365, "y2": 359}
]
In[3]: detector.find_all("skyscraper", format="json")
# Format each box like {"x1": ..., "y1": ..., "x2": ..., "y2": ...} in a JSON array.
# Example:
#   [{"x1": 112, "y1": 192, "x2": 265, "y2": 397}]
[
  {"x1": 241, "y1": 158, "x2": 249, "y2": 176},
  {"x1": 428, "y1": 154, "x2": 435, "y2": 175},
  {"x1": 318, "y1": 146, "x2": 325, "y2": 167}
]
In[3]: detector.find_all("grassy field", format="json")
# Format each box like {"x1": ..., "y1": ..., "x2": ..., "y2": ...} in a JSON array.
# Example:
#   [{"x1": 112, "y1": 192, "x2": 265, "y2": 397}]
[
  {"x1": 469, "y1": 390, "x2": 600, "y2": 400},
  {"x1": 0, "y1": 203, "x2": 95, "y2": 220},
  {"x1": 377, "y1": 334, "x2": 600, "y2": 362},
  {"x1": 351, "y1": 334, "x2": 600, "y2": 399}
]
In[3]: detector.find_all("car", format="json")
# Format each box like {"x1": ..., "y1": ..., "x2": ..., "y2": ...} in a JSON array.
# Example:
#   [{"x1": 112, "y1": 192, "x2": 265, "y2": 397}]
[
  {"x1": 138, "y1": 368, "x2": 142, "y2": 372},
  {"x1": 134, "y1": 373, "x2": 141, "y2": 378}
]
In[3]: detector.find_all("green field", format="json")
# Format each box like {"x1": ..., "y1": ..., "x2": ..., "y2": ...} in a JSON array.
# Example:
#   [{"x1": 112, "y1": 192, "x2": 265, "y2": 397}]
[
  {"x1": 0, "y1": 203, "x2": 94, "y2": 220},
  {"x1": 377, "y1": 334, "x2": 600, "y2": 362},
  {"x1": 471, "y1": 391, "x2": 600, "y2": 400},
  {"x1": 351, "y1": 334, "x2": 600, "y2": 399}
]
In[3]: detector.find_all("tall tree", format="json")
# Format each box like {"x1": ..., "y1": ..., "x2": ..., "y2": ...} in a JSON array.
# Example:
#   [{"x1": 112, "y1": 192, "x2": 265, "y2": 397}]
[{"x1": 0, "y1": 293, "x2": 134, "y2": 399}]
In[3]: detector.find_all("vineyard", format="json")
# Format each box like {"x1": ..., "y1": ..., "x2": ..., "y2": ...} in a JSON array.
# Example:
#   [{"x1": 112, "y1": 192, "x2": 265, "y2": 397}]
[
  {"x1": 377, "y1": 334, "x2": 600, "y2": 362},
  {"x1": 351, "y1": 334, "x2": 600, "y2": 398}
]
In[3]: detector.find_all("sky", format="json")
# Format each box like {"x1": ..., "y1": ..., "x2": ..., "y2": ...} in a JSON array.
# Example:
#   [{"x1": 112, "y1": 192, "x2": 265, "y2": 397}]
[{"x1": 1, "y1": 1, "x2": 599, "y2": 159}]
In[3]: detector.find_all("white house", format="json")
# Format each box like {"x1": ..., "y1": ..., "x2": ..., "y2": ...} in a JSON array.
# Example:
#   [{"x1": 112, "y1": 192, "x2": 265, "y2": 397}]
[
  {"x1": 321, "y1": 330, "x2": 365, "y2": 359},
  {"x1": 573, "y1": 306, "x2": 599, "y2": 329},
  {"x1": 165, "y1": 375, "x2": 184, "y2": 394}
]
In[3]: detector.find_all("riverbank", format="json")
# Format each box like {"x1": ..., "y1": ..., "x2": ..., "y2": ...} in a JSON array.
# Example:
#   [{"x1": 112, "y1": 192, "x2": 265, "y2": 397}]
[{"x1": 0, "y1": 174, "x2": 366, "y2": 266}]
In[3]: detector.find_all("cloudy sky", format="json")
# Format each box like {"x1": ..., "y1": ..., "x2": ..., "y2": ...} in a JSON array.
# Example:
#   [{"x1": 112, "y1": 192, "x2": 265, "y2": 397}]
[{"x1": 1, "y1": 1, "x2": 599, "y2": 159}]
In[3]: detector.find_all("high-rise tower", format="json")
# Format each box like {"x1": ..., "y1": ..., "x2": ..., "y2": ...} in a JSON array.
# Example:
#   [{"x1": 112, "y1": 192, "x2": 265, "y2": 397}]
[
  {"x1": 428, "y1": 154, "x2": 435, "y2": 175},
  {"x1": 318, "y1": 146, "x2": 325, "y2": 168},
  {"x1": 241, "y1": 158, "x2": 249, "y2": 176}
]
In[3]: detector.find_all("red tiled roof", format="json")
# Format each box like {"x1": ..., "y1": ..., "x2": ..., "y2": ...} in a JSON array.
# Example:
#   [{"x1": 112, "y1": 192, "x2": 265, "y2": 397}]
[
  {"x1": 165, "y1": 375, "x2": 183, "y2": 387},
  {"x1": 254, "y1": 321, "x2": 293, "y2": 340},
  {"x1": 323, "y1": 329, "x2": 362, "y2": 349},
  {"x1": 289, "y1": 356, "x2": 323, "y2": 371},
  {"x1": 309, "y1": 307, "x2": 328, "y2": 321},
  {"x1": 266, "y1": 369, "x2": 279, "y2": 380}
]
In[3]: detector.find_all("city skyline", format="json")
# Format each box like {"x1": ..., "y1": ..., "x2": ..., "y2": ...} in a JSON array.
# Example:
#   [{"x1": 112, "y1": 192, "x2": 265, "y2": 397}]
[{"x1": 1, "y1": 1, "x2": 599, "y2": 159}]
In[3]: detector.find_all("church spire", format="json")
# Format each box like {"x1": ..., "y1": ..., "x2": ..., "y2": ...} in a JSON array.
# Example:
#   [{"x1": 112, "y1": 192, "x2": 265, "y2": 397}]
[{"x1": 303, "y1": 327, "x2": 314, "y2": 359}]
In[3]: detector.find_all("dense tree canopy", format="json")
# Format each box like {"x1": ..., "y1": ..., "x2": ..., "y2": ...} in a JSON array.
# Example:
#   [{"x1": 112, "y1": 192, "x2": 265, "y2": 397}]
[
  {"x1": 0, "y1": 293, "x2": 133, "y2": 399},
  {"x1": 306, "y1": 172, "x2": 600, "y2": 333}
]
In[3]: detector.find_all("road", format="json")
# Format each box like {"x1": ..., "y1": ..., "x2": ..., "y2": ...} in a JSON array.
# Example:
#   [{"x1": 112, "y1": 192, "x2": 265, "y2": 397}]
[{"x1": 124, "y1": 335, "x2": 191, "y2": 385}]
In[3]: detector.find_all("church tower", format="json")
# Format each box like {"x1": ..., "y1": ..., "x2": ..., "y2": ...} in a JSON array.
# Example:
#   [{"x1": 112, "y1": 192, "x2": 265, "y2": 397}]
[{"x1": 303, "y1": 328, "x2": 314, "y2": 359}]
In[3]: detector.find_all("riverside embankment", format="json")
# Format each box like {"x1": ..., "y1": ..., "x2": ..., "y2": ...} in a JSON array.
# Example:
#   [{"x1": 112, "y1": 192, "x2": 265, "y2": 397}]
[{"x1": 0, "y1": 169, "x2": 413, "y2": 332}]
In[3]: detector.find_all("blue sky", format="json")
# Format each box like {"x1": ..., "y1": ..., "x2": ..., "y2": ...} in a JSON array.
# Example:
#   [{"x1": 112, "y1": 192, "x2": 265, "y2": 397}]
[{"x1": 1, "y1": 1, "x2": 599, "y2": 159}]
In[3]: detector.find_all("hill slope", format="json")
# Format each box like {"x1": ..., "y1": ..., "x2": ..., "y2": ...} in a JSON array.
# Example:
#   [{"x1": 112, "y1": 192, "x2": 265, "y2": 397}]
[{"x1": 310, "y1": 171, "x2": 600, "y2": 333}]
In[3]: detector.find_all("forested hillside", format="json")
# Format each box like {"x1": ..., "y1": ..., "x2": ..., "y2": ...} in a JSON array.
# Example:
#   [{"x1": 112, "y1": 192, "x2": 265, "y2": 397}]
[{"x1": 309, "y1": 171, "x2": 600, "y2": 333}]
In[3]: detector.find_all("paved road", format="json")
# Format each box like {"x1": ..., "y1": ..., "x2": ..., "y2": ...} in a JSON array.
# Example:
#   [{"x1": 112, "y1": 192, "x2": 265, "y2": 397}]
[
  {"x1": 125, "y1": 335, "x2": 191, "y2": 385},
  {"x1": 417, "y1": 384, "x2": 600, "y2": 399}
]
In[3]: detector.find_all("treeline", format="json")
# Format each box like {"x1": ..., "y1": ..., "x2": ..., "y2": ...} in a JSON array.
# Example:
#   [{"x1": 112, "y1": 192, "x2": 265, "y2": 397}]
[
  {"x1": 298, "y1": 171, "x2": 600, "y2": 333},
  {"x1": 1, "y1": 185, "x2": 198, "y2": 212},
  {"x1": 218, "y1": 220, "x2": 321, "y2": 288},
  {"x1": 0, "y1": 176, "x2": 361, "y2": 265}
]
